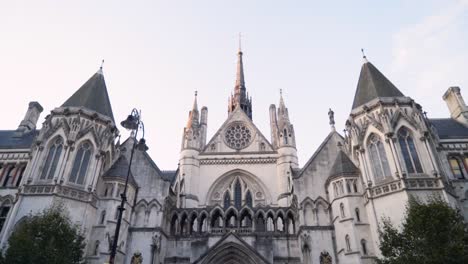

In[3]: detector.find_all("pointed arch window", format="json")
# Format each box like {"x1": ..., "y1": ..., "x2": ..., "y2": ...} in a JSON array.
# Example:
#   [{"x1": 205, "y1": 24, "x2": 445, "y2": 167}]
[
  {"x1": 69, "y1": 142, "x2": 93, "y2": 185},
  {"x1": 0, "y1": 200, "x2": 11, "y2": 232},
  {"x1": 40, "y1": 137, "x2": 64, "y2": 180},
  {"x1": 245, "y1": 190, "x2": 253, "y2": 208},
  {"x1": 234, "y1": 179, "x2": 242, "y2": 209},
  {"x1": 368, "y1": 134, "x2": 391, "y2": 181},
  {"x1": 355, "y1": 208, "x2": 361, "y2": 222},
  {"x1": 340, "y1": 203, "x2": 345, "y2": 218},
  {"x1": 223, "y1": 192, "x2": 231, "y2": 209},
  {"x1": 398, "y1": 128, "x2": 423, "y2": 174},
  {"x1": 449, "y1": 157, "x2": 465, "y2": 179}
]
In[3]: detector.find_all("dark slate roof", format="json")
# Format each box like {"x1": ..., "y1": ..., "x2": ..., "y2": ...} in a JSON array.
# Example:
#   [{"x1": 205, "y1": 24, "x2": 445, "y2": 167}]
[
  {"x1": 430, "y1": 118, "x2": 468, "y2": 139},
  {"x1": 352, "y1": 61, "x2": 404, "y2": 109},
  {"x1": 61, "y1": 69, "x2": 115, "y2": 122},
  {"x1": 328, "y1": 150, "x2": 359, "y2": 178},
  {"x1": 0, "y1": 130, "x2": 38, "y2": 149},
  {"x1": 102, "y1": 155, "x2": 138, "y2": 187},
  {"x1": 161, "y1": 170, "x2": 177, "y2": 182}
]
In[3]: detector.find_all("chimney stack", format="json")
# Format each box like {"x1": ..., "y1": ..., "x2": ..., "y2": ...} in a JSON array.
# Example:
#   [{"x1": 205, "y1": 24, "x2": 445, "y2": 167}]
[{"x1": 17, "y1": 101, "x2": 43, "y2": 133}]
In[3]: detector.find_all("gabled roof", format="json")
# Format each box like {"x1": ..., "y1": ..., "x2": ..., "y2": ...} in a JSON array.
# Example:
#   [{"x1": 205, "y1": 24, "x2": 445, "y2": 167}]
[
  {"x1": 102, "y1": 155, "x2": 138, "y2": 187},
  {"x1": 202, "y1": 105, "x2": 274, "y2": 153},
  {"x1": 352, "y1": 61, "x2": 404, "y2": 109},
  {"x1": 430, "y1": 118, "x2": 468, "y2": 139},
  {"x1": 61, "y1": 69, "x2": 115, "y2": 122},
  {"x1": 328, "y1": 150, "x2": 359, "y2": 179},
  {"x1": 297, "y1": 131, "x2": 343, "y2": 178},
  {"x1": 0, "y1": 130, "x2": 39, "y2": 149}
]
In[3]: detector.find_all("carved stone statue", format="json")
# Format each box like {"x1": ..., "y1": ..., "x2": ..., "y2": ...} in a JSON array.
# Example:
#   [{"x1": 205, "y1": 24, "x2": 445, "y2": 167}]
[
  {"x1": 320, "y1": 251, "x2": 332, "y2": 264},
  {"x1": 152, "y1": 233, "x2": 161, "y2": 252},
  {"x1": 131, "y1": 251, "x2": 143, "y2": 264},
  {"x1": 328, "y1": 108, "x2": 335, "y2": 127}
]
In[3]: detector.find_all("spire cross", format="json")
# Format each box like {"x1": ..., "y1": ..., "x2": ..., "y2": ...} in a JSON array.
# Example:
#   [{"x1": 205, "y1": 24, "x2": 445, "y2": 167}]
[
  {"x1": 280, "y1": 88, "x2": 283, "y2": 96},
  {"x1": 195, "y1": 90, "x2": 198, "y2": 97},
  {"x1": 100, "y1": 59, "x2": 105, "y2": 70},
  {"x1": 328, "y1": 108, "x2": 336, "y2": 131},
  {"x1": 361, "y1": 49, "x2": 366, "y2": 59}
]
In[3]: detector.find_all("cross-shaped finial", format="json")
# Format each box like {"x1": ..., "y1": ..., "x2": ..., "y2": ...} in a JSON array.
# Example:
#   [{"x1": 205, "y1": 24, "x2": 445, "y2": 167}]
[
  {"x1": 361, "y1": 48, "x2": 366, "y2": 59},
  {"x1": 195, "y1": 90, "x2": 198, "y2": 97},
  {"x1": 280, "y1": 88, "x2": 283, "y2": 96},
  {"x1": 238, "y1": 32, "x2": 242, "y2": 52},
  {"x1": 100, "y1": 59, "x2": 105, "y2": 70}
]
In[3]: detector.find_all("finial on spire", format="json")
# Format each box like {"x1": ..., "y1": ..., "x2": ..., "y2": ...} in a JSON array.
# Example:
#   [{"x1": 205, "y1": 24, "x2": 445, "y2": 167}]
[
  {"x1": 328, "y1": 108, "x2": 336, "y2": 131},
  {"x1": 280, "y1": 88, "x2": 283, "y2": 96},
  {"x1": 195, "y1": 90, "x2": 198, "y2": 97},
  {"x1": 238, "y1": 32, "x2": 242, "y2": 53},
  {"x1": 361, "y1": 49, "x2": 369, "y2": 63},
  {"x1": 98, "y1": 59, "x2": 105, "y2": 74}
]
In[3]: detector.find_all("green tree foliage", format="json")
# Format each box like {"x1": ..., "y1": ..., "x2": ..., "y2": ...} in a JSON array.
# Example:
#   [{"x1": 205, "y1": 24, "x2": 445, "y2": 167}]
[
  {"x1": 2, "y1": 203, "x2": 86, "y2": 264},
  {"x1": 378, "y1": 196, "x2": 468, "y2": 264}
]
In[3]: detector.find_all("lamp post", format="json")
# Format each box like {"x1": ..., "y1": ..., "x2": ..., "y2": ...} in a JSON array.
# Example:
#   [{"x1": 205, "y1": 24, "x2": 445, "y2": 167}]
[{"x1": 109, "y1": 109, "x2": 145, "y2": 264}]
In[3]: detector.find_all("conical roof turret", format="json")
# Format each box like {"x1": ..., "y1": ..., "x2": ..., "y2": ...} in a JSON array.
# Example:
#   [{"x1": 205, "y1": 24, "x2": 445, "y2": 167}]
[
  {"x1": 352, "y1": 59, "x2": 404, "y2": 109},
  {"x1": 62, "y1": 67, "x2": 114, "y2": 122}
]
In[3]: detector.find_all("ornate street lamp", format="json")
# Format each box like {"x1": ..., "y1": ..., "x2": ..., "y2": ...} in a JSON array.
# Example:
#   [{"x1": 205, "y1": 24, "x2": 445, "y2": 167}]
[{"x1": 109, "y1": 109, "x2": 145, "y2": 264}]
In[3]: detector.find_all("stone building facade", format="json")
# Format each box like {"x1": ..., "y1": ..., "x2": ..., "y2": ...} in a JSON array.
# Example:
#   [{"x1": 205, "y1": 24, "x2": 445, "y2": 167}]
[{"x1": 0, "y1": 50, "x2": 467, "y2": 264}]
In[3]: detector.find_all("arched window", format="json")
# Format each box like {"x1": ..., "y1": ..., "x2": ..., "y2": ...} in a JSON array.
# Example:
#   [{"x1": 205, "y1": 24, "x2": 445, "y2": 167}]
[
  {"x1": 266, "y1": 214, "x2": 275, "y2": 231},
  {"x1": 355, "y1": 208, "x2": 361, "y2": 222},
  {"x1": 283, "y1": 129, "x2": 288, "y2": 144},
  {"x1": 398, "y1": 128, "x2": 423, "y2": 174},
  {"x1": 345, "y1": 235, "x2": 351, "y2": 252},
  {"x1": 15, "y1": 166, "x2": 26, "y2": 187},
  {"x1": 353, "y1": 180, "x2": 358, "y2": 193},
  {"x1": 41, "y1": 137, "x2": 63, "y2": 180},
  {"x1": 340, "y1": 203, "x2": 345, "y2": 218},
  {"x1": 99, "y1": 210, "x2": 106, "y2": 225},
  {"x1": 94, "y1": 240, "x2": 100, "y2": 255},
  {"x1": 234, "y1": 179, "x2": 242, "y2": 209},
  {"x1": 0, "y1": 200, "x2": 12, "y2": 232},
  {"x1": 223, "y1": 192, "x2": 231, "y2": 209},
  {"x1": 361, "y1": 239, "x2": 367, "y2": 255},
  {"x1": 245, "y1": 190, "x2": 253, "y2": 208},
  {"x1": 368, "y1": 135, "x2": 391, "y2": 181},
  {"x1": 277, "y1": 215, "x2": 284, "y2": 232},
  {"x1": 449, "y1": 157, "x2": 465, "y2": 179},
  {"x1": 170, "y1": 215, "x2": 178, "y2": 235},
  {"x1": 2, "y1": 166, "x2": 15, "y2": 187},
  {"x1": 256, "y1": 214, "x2": 265, "y2": 232},
  {"x1": 69, "y1": 141, "x2": 93, "y2": 185},
  {"x1": 346, "y1": 180, "x2": 351, "y2": 193}
]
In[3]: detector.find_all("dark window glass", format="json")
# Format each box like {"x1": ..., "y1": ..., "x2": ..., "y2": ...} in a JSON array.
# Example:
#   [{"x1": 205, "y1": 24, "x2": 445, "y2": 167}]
[
  {"x1": 245, "y1": 191, "x2": 253, "y2": 207},
  {"x1": 69, "y1": 142, "x2": 92, "y2": 185},
  {"x1": 234, "y1": 179, "x2": 242, "y2": 209},
  {"x1": 223, "y1": 192, "x2": 231, "y2": 209}
]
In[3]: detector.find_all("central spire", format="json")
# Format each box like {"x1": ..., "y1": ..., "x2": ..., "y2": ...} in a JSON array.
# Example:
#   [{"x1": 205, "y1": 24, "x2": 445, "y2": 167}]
[{"x1": 228, "y1": 38, "x2": 253, "y2": 119}]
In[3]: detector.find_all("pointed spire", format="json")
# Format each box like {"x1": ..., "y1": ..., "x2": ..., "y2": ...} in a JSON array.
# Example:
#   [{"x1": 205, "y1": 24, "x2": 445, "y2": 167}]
[
  {"x1": 329, "y1": 150, "x2": 359, "y2": 179},
  {"x1": 228, "y1": 42, "x2": 252, "y2": 119},
  {"x1": 279, "y1": 89, "x2": 286, "y2": 109},
  {"x1": 62, "y1": 65, "x2": 114, "y2": 122},
  {"x1": 186, "y1": 91, "x2": 199, "y2": 129},
  {"x1": 192, "y1": 90, "x2": 198, "y2": 111},
  {"x1": 351, "y1": 59, "x2": 405, "y2": 110}
]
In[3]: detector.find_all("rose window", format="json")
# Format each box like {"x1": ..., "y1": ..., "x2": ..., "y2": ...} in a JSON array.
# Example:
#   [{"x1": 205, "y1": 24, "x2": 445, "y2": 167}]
[{"x1": 225, "y1": 123, "x2": 252, "y2": 149}]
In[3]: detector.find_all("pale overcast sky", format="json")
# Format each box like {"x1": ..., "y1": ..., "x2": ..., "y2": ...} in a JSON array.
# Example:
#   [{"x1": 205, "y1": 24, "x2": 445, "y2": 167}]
[{"x1": 1, "y1": 0, "x2": 467, "y2": 169}]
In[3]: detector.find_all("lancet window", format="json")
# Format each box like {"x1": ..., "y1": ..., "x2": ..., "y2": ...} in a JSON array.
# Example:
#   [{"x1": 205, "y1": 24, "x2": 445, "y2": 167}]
[
  {"x1": 368, "y1": 134, "x2": 391, "y2": 181},
  {"x1": 40, "y1": 137, "x2": 64, "y2": 180},
  {"x1": 398, "y1": 128, "x2": 423, "y2": 174},
  {"x1": 69, "y1": 141, "x2": 93, "y2": 185}
]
